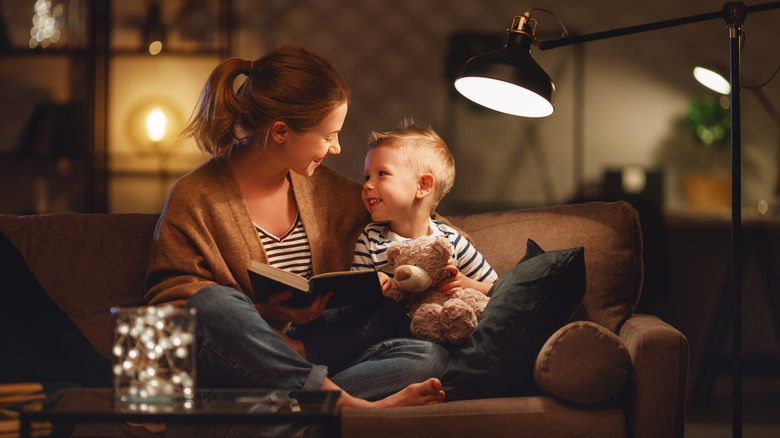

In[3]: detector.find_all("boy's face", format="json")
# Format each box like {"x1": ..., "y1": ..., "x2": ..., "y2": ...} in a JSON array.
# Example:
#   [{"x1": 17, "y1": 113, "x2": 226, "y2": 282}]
[{"x1": 362, "y1": 145, "x2": 421, "y2": 223}]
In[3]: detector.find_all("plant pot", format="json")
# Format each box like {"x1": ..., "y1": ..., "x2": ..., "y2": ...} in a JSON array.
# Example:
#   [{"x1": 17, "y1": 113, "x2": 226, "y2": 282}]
[{"x1": 682, "y1": 174, "x2": 731, "y2": 211}]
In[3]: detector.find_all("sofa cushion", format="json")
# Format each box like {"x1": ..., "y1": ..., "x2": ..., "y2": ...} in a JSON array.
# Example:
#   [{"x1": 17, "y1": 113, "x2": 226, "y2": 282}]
[
  {"x1": 341, "y1": 395, "x2": 626, "y2": 438},
  {"x1": 534, "y1": 320, "x2": 630, "y2": 405},
  {"x1": 447, "y1": 201, "x2": 643, "y2": 333},
  {"x1": 441, "y1": 239, "x2": 585, "y2": 401},
  {"x1": 0, "y1": 213, "x2": 160, "y2": 358},
  {"x1": 0, "y1": 230, "x2": 111, "y2": 386}
]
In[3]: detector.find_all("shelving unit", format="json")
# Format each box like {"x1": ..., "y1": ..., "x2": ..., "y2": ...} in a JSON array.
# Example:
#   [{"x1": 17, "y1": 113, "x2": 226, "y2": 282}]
[{"x1": 0, "y1": 0, "x2": 231, "y2": 214}]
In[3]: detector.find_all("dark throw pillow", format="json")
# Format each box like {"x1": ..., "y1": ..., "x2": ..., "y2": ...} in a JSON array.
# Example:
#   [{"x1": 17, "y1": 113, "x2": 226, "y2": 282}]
[
  {"x1": 441, "y1": 239, "x2": 586, "y2": 401},
  {"x1": 0, "y1": 231, "x2": 112, "y2": 387}
]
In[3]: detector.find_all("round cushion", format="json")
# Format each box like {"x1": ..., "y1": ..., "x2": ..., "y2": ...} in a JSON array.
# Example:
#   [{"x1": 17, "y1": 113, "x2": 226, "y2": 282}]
[{"x1": 533, "y1": 320, "x2": 630, "y2": 405}]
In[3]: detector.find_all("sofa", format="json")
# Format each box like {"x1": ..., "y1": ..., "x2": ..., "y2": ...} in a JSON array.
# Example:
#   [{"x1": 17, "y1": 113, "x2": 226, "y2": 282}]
[{"x1": 0, "y1": 201, "x2": 688, "y2": 438}]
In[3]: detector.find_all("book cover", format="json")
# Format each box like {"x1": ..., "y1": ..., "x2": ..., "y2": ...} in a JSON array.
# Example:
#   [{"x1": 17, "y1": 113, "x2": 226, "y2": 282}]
[{"x1": 248, "y1": 261, "x2": 383, "y2": 309}]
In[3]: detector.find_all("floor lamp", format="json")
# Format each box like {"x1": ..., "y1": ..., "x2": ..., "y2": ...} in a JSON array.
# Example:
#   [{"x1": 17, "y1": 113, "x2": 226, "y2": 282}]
[{"x1": 453, "y1": 2, "x2": 780, "y2": 437}]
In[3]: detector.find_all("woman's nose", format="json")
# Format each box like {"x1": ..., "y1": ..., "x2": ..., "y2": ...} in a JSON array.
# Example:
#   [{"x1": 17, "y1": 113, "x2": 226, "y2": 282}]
[{"x1": 329, "y1": 141, "x2": 341, "y2": 155}]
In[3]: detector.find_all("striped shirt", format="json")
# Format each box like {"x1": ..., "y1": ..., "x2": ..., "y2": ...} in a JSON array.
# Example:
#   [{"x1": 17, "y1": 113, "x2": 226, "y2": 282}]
[
  {"x1": 255, "y1": 214, "x2": 313, "y2": 278},
  {"x1": 352, "y1": 219, "x2": 498, "y2": 283}
]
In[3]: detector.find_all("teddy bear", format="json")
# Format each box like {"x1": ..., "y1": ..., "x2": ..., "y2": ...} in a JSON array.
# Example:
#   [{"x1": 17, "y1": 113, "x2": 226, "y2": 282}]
[{"x1": 385, "y1": 235, "x2": 490, "y2": 345}]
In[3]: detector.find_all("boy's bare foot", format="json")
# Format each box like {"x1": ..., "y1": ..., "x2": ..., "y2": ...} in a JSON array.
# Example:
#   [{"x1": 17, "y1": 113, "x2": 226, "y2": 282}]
[{"x1": 334, "y1": 378, "x2": 445, "y2": 408}]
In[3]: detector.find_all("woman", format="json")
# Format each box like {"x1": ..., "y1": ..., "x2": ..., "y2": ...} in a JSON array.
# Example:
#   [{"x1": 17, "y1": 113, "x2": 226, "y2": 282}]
[{"x1": 144, "y1": 45, "x2": 447, "y2": 408}]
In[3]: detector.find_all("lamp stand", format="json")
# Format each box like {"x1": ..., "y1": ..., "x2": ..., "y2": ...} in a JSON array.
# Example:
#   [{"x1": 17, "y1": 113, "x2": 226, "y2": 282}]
[{"x1": 727, "y1": 11, "x2": 744, "y2": 436}]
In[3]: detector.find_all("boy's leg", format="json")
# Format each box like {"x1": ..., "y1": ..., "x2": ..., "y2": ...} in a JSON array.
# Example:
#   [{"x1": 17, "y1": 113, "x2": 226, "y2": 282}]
[{"x1": 331, "y1": 338, "x2": 449, "y2": 401}]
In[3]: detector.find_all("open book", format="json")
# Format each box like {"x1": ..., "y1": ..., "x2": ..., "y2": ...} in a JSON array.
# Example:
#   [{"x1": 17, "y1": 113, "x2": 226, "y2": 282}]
[{"x1": 248, "y1": 261, "x2": 384, "y2": 309}]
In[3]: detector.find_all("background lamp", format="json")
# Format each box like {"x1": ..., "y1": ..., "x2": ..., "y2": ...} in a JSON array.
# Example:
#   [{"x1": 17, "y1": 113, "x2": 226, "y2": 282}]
[
  {"x1": 454, "y1": 2, "x2": 780, "y2": 437},
  {"x1": 694, "y1": 64, "x2": 780, "y2": 203},
  {"x1": 127, "y1": 100, "x2": 183, "y2": 157},
  {"x1": 694, "y1": 66, "x2": 733, "y2": 94},
  {"x1": 146, "y1": 108, "x2": 167, "y2": 142},
  {"x1": 454, "y1": 13, "x2": 555, "y2": 117}
]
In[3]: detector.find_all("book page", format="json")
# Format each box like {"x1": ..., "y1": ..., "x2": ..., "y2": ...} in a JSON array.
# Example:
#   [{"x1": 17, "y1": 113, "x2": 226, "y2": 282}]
[{"x1": 249, "y1": 260, "x2": 309, "y2": 292}]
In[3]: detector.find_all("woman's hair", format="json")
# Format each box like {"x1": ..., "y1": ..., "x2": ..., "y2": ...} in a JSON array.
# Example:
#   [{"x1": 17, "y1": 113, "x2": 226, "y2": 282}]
[
  {"x1": 367, "y1": 118, "x2": 456, "y2": 209},
  {"x1": 183, "y1": 45, "x2": 350, "y2": 158}
]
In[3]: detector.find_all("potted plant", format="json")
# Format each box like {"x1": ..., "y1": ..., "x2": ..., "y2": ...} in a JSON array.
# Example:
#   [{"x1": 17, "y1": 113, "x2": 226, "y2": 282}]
[{"x1": 680, "y1": 94, "x2": 732, "y2": 210}]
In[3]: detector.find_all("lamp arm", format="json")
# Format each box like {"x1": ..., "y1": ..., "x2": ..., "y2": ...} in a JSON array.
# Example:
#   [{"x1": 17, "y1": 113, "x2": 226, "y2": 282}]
[{"x1": 537, "y1": 1, "x2": 780, "y2": 51}]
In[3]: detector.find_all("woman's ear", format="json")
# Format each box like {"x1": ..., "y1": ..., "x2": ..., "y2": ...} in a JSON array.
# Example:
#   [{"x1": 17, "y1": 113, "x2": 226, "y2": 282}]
[
  {"x1": 416, "y1": 173, "x2": 435, "y2": 199},
  {"x1": 269, "y1": 121, "x2": 288, "y2": 144}
]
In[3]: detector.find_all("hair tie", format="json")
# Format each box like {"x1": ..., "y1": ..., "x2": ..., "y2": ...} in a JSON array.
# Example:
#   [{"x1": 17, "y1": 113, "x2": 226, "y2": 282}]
[{"x1": 244, "y1": 59, "x2": 253, "y2": 76}]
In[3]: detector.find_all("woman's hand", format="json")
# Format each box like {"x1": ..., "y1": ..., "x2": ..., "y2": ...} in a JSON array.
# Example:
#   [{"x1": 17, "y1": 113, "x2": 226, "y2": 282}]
[
  {"x1": 255, "y1": 290, "x2": 333, "y2": 324},
  {"x1": 436, "y1": 265, "x2": 492, "y2": 295}
]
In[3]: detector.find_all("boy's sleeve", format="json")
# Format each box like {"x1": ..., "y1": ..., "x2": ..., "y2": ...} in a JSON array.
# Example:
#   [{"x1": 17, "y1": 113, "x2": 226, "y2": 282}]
[
  {"x1": 351, "y1": 232, "x2": 375, "y2": 271},
  {"x1": 453, "y1": 234, "x2": 498, "y2": 283}
]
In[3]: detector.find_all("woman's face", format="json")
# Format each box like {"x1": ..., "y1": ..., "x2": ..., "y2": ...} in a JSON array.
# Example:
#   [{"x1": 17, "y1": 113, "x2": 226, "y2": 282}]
[{"x1": 284, "y1": 102, "x2": 348, "y2": 177}]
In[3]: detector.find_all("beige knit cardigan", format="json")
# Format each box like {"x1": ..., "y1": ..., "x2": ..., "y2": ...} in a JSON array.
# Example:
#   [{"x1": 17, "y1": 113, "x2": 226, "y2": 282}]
[{"x1": 144, "y1": 158, "x2": 370, "y2": 307}]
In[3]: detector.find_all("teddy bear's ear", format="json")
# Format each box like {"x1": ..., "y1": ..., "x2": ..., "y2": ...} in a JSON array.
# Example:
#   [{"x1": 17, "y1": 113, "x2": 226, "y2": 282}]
[{"x1": 432, "y1": 237, "x2": 452, "y2": 259}]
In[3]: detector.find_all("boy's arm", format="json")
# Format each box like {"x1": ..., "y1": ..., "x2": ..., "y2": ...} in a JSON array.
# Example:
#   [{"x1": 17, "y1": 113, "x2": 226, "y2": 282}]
[{"x1": 449, "y1": 231, "x2": 499, "y2": 284}]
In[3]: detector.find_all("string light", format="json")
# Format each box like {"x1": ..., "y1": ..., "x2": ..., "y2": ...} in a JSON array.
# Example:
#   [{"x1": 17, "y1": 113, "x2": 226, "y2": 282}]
[
  {"x1": 29, "y1": 0, "x2": 62, "y2": 49},
  {"x1": 112, "y1": 306, "x2": 197, "y2": 402}
]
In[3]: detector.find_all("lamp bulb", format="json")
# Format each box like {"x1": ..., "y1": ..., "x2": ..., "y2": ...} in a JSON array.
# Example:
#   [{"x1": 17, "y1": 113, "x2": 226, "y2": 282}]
[
  {"x1": 693, "y1": 67, "x2": 730, "y2": 95},
  {"x1": 146, "y1": 108, "x2": 167, "y2": 142}
]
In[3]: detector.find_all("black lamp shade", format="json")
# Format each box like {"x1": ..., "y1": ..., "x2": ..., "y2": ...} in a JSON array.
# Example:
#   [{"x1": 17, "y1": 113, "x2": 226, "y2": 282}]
[{"x1": 454, "y1": 33, "x2": 555, "y2": 117}]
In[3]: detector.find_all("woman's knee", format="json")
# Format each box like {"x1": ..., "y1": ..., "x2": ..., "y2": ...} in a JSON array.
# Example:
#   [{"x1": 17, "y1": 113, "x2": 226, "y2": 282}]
[{"x1": 186, "y1": 285, "x2": 248, "y2": 308}]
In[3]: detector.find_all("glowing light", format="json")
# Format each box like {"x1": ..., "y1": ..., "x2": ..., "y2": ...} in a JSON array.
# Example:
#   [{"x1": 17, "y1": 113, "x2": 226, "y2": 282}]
[
  {"x1": 112, "y1": 306, "x2": 197, "y2": 402},
  {"x1": 146, "y1": 108, "x2": 167, "y2": 142},
  {"x1": 454, "y1": 76, "x2": 554, "y2": 118},
  {"x1": 148, "y1": 41, "x2": 163, "y2": 55},
  {"x1": 29, "y1": 0, "x2": 62, "y2": 49},
  {"x1": 693, "y1": 67, "x2": 731, "y2": 95}
]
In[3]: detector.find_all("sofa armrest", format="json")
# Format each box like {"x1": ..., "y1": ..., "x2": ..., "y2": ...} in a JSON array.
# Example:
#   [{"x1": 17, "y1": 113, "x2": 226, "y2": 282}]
[{"x1": 619, "y1": 314, "x2": 689, "y2": 438}]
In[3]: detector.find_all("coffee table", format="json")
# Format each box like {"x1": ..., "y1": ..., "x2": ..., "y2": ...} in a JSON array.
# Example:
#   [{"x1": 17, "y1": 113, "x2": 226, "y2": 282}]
[{"x1": 19, "y1": 388, "x2": 340, "y2": 438}]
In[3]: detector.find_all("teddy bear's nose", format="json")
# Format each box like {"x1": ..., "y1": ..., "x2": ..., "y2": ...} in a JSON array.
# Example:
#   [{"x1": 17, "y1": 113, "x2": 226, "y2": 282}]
[{"x1": 395, "y1": 266, "x2": 412, "y2": 281}]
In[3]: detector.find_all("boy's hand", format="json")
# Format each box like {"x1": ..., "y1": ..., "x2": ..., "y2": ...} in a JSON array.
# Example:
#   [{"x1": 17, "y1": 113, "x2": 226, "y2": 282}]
[
  {"x1": 437, "y1": 265, "x2": 493, "y2": 295},
  {"x1": 377, "y1": 271, "x2": 393, "y2": 293},
  {"x1": 436, "y1": 265, "x2": 467, "y2": 295}
]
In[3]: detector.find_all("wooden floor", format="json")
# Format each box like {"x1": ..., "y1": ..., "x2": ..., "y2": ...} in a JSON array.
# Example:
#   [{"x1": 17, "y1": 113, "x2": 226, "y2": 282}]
[{"x1": 686, "y1": 376, "x2": 780, "y2": 438}]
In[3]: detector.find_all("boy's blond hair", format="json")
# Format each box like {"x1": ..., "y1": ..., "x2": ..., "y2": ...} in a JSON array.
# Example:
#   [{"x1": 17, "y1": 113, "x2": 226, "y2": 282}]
[{"x1": 367, "y1": 118, "x2": 455, "y2": 211}]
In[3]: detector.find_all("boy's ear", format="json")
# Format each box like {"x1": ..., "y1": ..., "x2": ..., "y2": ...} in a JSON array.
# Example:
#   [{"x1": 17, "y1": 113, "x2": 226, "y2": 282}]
[
  {"x1": 416, "y1": 173, "x2": 435, "y2": 199},
  {"x1": 269, "y1": 121, "x2": 288, "y2": 144}
]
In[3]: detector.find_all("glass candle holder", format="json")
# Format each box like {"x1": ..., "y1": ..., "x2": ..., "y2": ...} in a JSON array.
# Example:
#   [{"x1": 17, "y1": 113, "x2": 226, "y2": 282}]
[{"x1": 111, "y1": 305, "x2": 197, "y2": 402}]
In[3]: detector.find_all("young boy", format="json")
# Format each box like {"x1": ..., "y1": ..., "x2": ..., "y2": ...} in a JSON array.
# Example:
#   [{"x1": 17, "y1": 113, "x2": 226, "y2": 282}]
[{"x1": 352, "y1": 119, "x2": 497, "y2": 295}]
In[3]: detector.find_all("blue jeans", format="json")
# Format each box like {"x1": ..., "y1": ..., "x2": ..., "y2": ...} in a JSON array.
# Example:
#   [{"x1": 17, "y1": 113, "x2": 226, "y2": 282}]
[{"x1": 186, "y1": 286, "x2": 448, "y2": 401}]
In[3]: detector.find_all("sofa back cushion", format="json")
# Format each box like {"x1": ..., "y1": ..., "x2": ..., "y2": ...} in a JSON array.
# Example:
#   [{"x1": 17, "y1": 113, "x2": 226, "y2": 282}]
[
  {"x1": 447, "y1": 201, "x2": 642, "y2": 332},
  {"x1": 0, "y1": 213, "x2": 160, "y2": 358}
]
